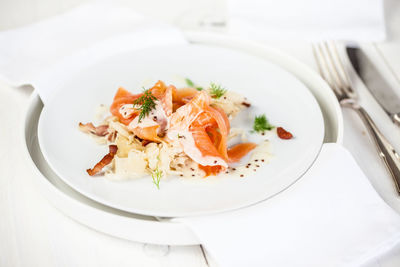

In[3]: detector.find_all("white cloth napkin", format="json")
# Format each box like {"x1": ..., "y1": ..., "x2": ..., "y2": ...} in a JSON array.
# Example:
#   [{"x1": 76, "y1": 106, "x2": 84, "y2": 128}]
[
  {"x1": 0, "y1": 0, "x2": 187, "y2": 104},
  {"x1": 178, "y1": 144, "x2": 400, "y2": 267},
  {"x1": 227, "y1": 0, "x2": 386, "y2": 41}
]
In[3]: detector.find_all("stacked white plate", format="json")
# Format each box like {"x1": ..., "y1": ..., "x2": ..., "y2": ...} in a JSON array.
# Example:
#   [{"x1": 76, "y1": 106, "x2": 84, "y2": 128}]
[{"x1": 23, "y1": 32, "x2": 342, "y2": 245}]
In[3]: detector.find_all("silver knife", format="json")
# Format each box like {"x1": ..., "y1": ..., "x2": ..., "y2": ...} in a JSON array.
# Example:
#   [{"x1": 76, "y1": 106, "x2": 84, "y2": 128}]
[{"x1": 346, "y1": 47, "x2": 400, "y2": 126}]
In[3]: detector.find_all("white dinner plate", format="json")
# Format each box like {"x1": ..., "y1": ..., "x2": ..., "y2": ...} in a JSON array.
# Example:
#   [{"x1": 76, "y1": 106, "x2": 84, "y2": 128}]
[{"x1": 38, "y1": 43, "x2": 324, "y2": 217}]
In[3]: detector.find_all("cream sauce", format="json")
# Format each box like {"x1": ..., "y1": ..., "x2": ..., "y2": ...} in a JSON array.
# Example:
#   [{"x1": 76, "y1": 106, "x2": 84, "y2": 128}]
[
  {"x1": 127, "y1": 100, "x2": 169, "y2": 135},
  {"x1": 227, "y1": 140, "x2": 272, "y2": 177},
  {"x1": 119, "y1": 104, "x2": 138, "y2": 119}
]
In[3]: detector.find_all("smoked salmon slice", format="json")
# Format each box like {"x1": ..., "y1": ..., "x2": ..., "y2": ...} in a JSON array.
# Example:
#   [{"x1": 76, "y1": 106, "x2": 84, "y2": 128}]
[
  {"x1": 132, "y1": 125, "x2": 162, "y2": 143},
  {"x1": 132, "y1": 81, "x2": 172, "y2": 142},
  {"x1": 110, "y1": 81, "x2": 173, "y2": 142},
  {"x1": 172, "y1": 87, "x2": 198, "y2": 110},
  {"x1": 189, "y1": 107, "x2": 228, "y2": 161},
  {"x1": 198, "y1": 165, "x2": 224, "y2": 176},
  {"x1": 149, "y1": 80, "x2": 168, "y2": 99},
  {"x1": 169, "y1": 90, "x2": 211, "y2": 132},
  {"x1": 227, "y1": 143, "x2": 257, "y2": 163},
  {"x1": 169, "y1": 90, "x2": 255, "y2": 176},
  {"x1": 110, "y1": 87, "x2": 141, "y2": 125},
  {"x1": 203, "y1": 107, "x2": 229, "y2": 160},
  {"x1": 190, "y1": 126, "x2": 225, "y2": 160},
  {"x1": 160, "y1": 85, "x2": 174, "y2": 117}
]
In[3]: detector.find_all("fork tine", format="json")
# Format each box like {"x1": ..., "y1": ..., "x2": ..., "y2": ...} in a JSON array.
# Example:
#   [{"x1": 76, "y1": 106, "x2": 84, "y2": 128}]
[
  {"x1": 330, "y1": 42, "x2": 355, "y2": 96},
  {"x1": 312, "y1": 43, "x2": 341, "y2": 96},
  {"x1": 312, "y1": 44, "x2": 326, "y2": 80},
  {"x1": 323, "y1": 42, "x2": 346, "y2": 91},
  {"x1": 313, "y1": 41, "x2": 358, "y2": 100}
]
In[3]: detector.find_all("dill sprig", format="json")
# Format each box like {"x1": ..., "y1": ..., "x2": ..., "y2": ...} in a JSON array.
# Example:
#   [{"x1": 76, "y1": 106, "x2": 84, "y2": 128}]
[
  {"x1": 133, "y1": 88, "x2": 157, "y2": 122},
  {"x1": 253, "y1": 114, "x2": 274, "y2": 133},
  {"x1": 209, "y1": 82, "x2": 227, "y2": 98},
  {"x1": 185, "y1": 78, "x2": 203, "y2": 91},
  {"x1": 152, "y1": 168, "x2": 163, "y2": 189},
  {"x1": 185, "y1": 78, "x2": 195, "y2": 87}
]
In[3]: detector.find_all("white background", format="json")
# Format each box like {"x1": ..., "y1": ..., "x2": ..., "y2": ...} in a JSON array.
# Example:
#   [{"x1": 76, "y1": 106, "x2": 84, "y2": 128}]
[{"x1": 1, "y1": 0, "x2": 400, "y2": 266}]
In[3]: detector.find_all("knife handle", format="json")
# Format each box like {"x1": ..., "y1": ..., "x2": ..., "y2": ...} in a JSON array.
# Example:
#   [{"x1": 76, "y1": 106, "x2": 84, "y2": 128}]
[
  {"x1": 355, "y1": 106, "x2": 400, "y2": 194},
  {"x1": 391, "y1": 113, "x2": 400, "y2": 127}
]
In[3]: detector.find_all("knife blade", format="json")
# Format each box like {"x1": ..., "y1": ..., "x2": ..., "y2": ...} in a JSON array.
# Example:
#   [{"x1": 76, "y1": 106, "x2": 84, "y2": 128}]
[{"x1": 346, "y1": 47, "x2": 400, "y2": 126}]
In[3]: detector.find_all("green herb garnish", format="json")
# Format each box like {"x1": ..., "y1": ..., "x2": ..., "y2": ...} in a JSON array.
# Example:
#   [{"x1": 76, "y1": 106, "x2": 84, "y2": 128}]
[
  {"x1": 133, "y1": 88, "x2": 157, "y2": 122},
  {"x1": 209, "y1": 83, "x2": 227, "y2": 98},
  {"x1": 185, "y1": 78, "x2": 203, "y2": 91},
  {"x1": 152, "y1": 168, "x2": 163, "y2": 189},
  {"x1": 185, "y1": 78, "x2": 195, "y2": 87},
  {"x1": 253, "y1": 114, "x2": 274, "y2": 133}
]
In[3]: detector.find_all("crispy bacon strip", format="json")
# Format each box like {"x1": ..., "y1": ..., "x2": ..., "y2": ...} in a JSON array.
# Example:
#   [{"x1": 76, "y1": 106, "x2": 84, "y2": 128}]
[
  {"x1": 241, "y1": 101, "x2": 251, "y2": 108},
  {"x1": 87, "y1": 145, "x2": 118, "y2": 176},
  {"x1": 79, "y1": 122, "x2": 109, "y2": 137},
  {"x1": 107, "y1": 131, "x2": 117, "y2": 142}
]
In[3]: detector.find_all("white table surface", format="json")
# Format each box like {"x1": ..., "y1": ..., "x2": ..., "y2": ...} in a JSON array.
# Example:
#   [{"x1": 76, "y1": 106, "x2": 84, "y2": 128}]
[{"x1": 1, "y1": 0, "x2": 400, "y2": 266}]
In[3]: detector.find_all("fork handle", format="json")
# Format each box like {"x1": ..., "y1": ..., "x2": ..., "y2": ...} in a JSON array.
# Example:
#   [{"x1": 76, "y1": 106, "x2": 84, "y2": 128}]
[{"x1": 353, "y1": 106, "x2": 400, "y2": 194}]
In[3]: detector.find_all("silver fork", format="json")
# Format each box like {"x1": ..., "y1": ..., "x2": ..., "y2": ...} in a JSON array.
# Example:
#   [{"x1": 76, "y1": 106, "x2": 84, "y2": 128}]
[{"x1": 313, "y1": 41, "x2": 400, "y2": 195}]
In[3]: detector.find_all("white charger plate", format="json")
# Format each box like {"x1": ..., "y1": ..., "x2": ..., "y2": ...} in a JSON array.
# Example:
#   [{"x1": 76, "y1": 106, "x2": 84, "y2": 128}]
[
  {"x1": 38, "y1": 43, "x2": 324, "y2": 217},
  {"x1": 24, "y1": 32, "x2": 342, "y2": 245}
]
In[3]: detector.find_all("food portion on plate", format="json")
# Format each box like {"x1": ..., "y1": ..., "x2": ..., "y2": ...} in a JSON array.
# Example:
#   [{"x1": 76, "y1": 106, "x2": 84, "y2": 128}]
[{"x1": 79, "y1": 79, "x2": 292, "y2": 188}]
